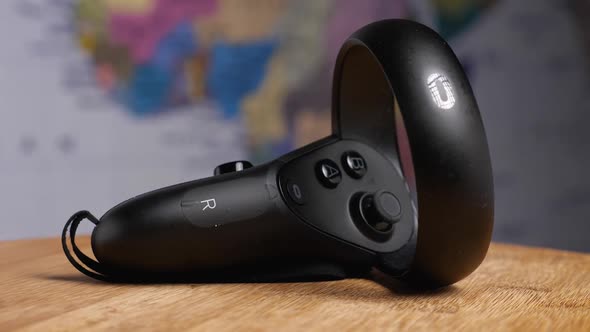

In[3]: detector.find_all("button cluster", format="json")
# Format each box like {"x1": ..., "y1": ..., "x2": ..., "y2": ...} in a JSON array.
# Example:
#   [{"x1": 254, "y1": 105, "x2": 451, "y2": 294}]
[
  {"x1": 281, "y1": 147, "x2": 403, "y2": 241},
  {"x1": 283, "y1": 151, "x2": 368, "y2": 207},
  {"x1": 315, "y1": 151, "x2": 367, "y2": 188}
]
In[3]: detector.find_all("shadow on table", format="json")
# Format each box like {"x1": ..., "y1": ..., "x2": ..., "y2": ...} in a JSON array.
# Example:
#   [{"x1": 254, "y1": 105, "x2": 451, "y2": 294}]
[{"x1": 36, "y1": 269, "x2": 459, "y2": 301}]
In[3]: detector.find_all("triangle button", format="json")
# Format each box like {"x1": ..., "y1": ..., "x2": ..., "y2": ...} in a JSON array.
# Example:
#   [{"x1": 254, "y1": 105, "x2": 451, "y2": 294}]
[{"x1": 315, "y1": 160, "x2": 342, "y2": 188}]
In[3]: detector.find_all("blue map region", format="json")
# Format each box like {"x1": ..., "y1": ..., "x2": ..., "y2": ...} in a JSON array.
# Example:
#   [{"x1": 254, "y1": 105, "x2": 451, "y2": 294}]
[
  {"x1": 437, "y1": 6, "x2": 482, "y2": 39},
  {"x1": 124, "y1": 64, "x2": 173, "y2": 115},
  {"x1": 123, "y1": 22, "x2": 198, "y2": 116},
  {"x1": 207, "y1": 39, "x2": 277, "y2": 118}
]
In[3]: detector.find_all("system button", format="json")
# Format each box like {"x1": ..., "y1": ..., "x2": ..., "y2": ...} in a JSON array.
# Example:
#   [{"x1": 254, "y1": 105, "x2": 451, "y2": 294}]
[{"x1": 286, "y1": 181, "x2": 305, "y2": 205}]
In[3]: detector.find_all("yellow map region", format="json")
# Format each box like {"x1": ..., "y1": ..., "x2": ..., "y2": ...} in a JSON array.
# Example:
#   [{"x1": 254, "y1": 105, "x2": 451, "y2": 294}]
[{"x1": 104, "y1": 0, "x2": 155, "y2": 14}]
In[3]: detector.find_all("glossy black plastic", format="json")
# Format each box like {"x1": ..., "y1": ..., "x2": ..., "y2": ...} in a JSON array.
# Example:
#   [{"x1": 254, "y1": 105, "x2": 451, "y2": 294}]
[
  {"x1": 332, "y1": 20, "x2": 494, "y2": 286},
  {"x1": 85, "y1": 19, "x2": 493, "y2": 287}
]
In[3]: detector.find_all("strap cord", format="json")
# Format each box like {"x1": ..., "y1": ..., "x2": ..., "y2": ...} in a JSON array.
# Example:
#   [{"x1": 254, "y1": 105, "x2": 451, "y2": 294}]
[{"x1": 61, "y1": 210, "x2": 114, "y2": 282}]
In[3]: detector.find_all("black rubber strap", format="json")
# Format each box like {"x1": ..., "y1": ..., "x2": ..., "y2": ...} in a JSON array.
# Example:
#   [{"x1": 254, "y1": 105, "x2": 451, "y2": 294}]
[{"x1": 61, "y1": 211, "x2": 114, "y2": 282}]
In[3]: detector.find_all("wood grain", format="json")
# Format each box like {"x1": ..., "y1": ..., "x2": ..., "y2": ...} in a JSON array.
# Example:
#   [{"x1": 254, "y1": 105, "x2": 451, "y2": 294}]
[{"x1": 1, "y1": 237, "x2": 589, "y2": 331}]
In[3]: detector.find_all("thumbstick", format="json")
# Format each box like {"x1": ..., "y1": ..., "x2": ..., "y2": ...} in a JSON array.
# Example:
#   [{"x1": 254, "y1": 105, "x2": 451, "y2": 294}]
[{"x1": 358, "y1": 190, "x2": 402, "y2": 233}]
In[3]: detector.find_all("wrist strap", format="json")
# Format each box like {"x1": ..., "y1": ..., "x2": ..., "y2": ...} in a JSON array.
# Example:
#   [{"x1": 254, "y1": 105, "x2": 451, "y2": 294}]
[{"x1": 61, "y1": 211, "x2": 114, "y2": 282}]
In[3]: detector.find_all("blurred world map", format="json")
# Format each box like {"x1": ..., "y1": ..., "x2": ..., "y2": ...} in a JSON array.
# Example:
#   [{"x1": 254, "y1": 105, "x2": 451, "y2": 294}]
[
  {"x1": 71, "y1": 0, "x2": 415, "y2": 160},
  {"x1": 71, "y1": 0, "x2": 507, "y2": 161},
  {"x1": 3, "y1": 0, "x2": 590, "y2": 252}
]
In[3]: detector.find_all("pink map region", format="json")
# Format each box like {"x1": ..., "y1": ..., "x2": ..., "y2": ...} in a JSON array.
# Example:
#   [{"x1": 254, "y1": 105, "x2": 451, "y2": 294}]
[
  {"x1": 108, "y1": 0, "x2": 218, "y2": 63},
  {"x1": 326, "y1": 0, "x2": 406, "y2": 62}
]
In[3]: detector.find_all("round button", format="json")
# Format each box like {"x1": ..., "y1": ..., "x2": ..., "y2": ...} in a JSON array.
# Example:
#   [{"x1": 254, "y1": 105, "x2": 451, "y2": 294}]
[
  {"x1": 359, "y1": 190, "x2": 401, "y2": 233},
  {"x1": 286, "y1": 181, "x2": 305, "y2": 205},
  {"x1": 342, "y1": 151, "x2": 367, "y2": 179},
  {"x1": 315, "y1": 159, "x2": 342, "y2": 188}
]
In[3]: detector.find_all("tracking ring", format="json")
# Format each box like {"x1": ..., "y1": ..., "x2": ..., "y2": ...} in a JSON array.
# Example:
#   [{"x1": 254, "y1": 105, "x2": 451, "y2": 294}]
[{"x1": 332, "y1": 19, "x2": 494, "y2": 286}]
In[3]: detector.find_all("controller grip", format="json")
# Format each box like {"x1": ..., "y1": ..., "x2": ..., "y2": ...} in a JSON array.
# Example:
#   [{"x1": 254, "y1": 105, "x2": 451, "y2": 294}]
[{"x1": 91, "y1": 160, "x2": 375, "y2": 280}]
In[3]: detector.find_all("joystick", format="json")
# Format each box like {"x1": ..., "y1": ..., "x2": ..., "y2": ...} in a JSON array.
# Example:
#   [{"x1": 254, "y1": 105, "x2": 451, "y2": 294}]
[
  {"x1": 358, "y1": 190, "x2": 401, "y2": 232},
  {"x1": 62, "y1": 19, "x2": 494, "y2": 288}
]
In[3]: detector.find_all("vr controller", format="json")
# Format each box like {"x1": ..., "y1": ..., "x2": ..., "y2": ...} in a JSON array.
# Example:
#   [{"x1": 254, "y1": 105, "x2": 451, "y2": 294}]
[{"x1": 62, "y1": 19, "x2": 494, "y2": 288}]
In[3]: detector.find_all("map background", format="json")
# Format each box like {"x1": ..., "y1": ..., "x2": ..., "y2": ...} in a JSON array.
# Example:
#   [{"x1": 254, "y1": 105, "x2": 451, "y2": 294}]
[{"x1": 1, "y1": 0, "x2": 590, "y2": 253}]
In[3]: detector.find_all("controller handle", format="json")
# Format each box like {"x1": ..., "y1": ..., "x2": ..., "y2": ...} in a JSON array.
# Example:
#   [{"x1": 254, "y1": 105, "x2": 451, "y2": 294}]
[{"x1": 90, "y1": 137, "x2": 378, "y2": 281}]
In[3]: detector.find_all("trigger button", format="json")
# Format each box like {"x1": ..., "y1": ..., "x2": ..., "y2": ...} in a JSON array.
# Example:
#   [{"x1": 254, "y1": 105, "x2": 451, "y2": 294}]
[{"x1": 214, "y1": 161, "x2": 253, "y2": 175}]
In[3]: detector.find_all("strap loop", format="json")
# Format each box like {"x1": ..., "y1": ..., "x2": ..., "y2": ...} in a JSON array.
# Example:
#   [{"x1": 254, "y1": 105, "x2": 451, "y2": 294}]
[{"x1": 61, "y1": 211, "x2": 113, "y2": 282}]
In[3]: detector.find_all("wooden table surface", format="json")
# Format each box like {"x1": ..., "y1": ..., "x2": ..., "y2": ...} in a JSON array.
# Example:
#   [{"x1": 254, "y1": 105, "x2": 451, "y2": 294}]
[{"x1": 1, "y1": 237, "x2": 589, "y2": 331}]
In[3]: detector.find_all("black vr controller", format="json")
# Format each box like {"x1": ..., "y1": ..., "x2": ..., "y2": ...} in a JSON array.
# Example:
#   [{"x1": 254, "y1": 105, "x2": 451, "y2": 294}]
[{"x1": 62, "y1": 19, "x2": 494, "y2": 288}]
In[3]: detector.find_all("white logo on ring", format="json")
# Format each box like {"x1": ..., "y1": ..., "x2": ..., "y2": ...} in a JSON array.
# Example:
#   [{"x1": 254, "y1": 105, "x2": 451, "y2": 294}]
[{"x1": 427, "y1": 73, "x2": 456, "y2": 110}]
